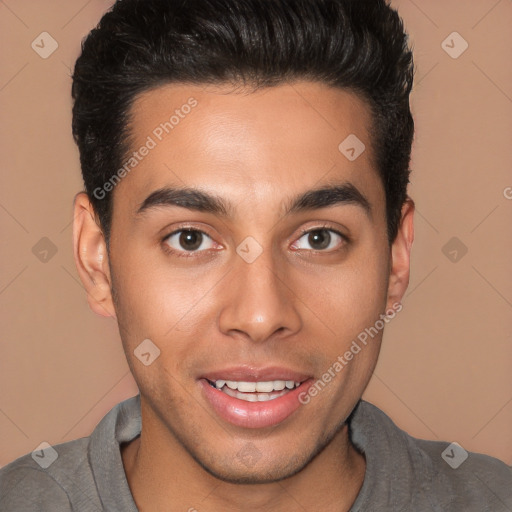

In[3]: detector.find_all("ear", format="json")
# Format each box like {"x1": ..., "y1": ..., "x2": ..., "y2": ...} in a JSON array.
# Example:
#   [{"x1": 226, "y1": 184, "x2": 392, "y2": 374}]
[
  {"x1": 386, "y1": 197, "x2": 415, "y2": 309},
  {"x1": 72, "y1": 192, "x2": 116, "y2": 319}
]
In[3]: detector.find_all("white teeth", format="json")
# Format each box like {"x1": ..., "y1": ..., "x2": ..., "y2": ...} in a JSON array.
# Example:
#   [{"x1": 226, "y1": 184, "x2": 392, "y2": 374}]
[
  {"x1": 255, "y1": 381, "x2": 274, "y2": 392},
  {"x1": 238, "y1": 381, "x2": 257, "y2": 392},
  {"x1": 240, "y1": 391, "x2": 257, "y2": 401},
  {"x1": 213, "y1": 379, "x2": 302, "y2": 392},
  {"x1": 273, "y1": 380, "x2": 286, "y2": 390},
  {"x1": 221, "y1": 385, "x2": 290, "y2": 402}
]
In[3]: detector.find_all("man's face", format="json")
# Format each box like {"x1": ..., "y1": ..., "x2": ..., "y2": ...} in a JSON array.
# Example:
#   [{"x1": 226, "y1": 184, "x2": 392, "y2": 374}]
[{"x1": 105, "y1": 82, "x2": 396, "y2": 482}]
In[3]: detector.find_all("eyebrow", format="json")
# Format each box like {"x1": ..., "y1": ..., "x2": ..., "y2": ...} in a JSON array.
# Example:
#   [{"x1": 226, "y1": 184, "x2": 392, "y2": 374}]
[{"x1": 136, "y1": 182, "x2": 371, "y2": 219}]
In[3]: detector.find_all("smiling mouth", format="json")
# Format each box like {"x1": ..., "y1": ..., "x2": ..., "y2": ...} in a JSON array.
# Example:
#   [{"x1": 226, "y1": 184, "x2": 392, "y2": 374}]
[{"x1": 206, "y1": 379, "x2": 303, "y2": 402}]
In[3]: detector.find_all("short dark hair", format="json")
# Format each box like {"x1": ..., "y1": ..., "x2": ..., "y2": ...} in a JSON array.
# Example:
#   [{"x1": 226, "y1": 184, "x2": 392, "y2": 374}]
[{"x1": 72, "y1": 0, "x2": 415, "y2": 246}]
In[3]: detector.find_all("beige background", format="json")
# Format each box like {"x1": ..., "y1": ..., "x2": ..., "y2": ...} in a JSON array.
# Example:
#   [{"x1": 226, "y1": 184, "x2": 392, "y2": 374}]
[{"x1": 1, "y1": 0, "x2": 511, "y2": 468}]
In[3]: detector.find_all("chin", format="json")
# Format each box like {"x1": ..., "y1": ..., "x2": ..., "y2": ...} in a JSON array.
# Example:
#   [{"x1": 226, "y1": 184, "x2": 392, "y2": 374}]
[
  {"x1": 185, "y1": 434, "x2": 331, "y2": 486},
  {"x1": 195, "y1": 455, "x2": 309, "y2": 485}
]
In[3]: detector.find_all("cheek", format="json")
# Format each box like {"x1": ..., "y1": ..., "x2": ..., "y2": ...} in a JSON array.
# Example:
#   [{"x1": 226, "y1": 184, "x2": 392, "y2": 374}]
[
  {"x1": 111, "y1": 249, "x2": 220, "y2": 353},
  {"x1": 303, "y1": 254, "x2": 389, "y2": 413},
  {"x1": 300, "y1": 245, "x2": 390, "y2": 341}
]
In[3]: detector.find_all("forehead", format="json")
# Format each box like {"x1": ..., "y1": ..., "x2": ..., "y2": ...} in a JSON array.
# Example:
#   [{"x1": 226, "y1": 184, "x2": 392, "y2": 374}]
[{"x1": 115, "y1": 81, "x2": 383, "y2": 216}]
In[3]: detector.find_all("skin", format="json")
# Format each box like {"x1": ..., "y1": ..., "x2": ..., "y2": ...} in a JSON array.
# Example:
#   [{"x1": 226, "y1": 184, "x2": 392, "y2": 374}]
[{"x1": 73, "y1": 81, "x2": 414, "y2": 512}]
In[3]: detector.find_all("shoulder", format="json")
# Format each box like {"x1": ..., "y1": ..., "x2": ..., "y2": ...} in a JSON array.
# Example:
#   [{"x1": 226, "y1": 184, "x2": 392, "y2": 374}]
[
  {"x1": 352, "y1": 401, "x2": 512, "y2": 511},
  {"x1": 0, "y1": 396, "x2": 141, "y2": 511},
  {"x1": 415, "y1": 436, "x2": 512, "y2": 510},
  {"x1": 0, "y1": 438, "x2": 97, "y2": 511}
]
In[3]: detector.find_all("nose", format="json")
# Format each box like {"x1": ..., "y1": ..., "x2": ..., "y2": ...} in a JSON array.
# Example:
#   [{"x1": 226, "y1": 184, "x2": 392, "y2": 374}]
[{"x1": 217, "y1": 249, "x2": 302, "y2": 344}]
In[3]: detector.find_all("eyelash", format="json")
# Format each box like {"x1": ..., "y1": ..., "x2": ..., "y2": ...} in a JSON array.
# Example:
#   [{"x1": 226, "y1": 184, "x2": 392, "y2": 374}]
[
  {"x1": 294, "y1": 225, "x2": 349, "y2": 251},
  {"x1": 161, "y1": 224, "x2": 349, "y2": 258},
  {"x1": 161, "y1": 226, "x2": 218, "y2": 259}
]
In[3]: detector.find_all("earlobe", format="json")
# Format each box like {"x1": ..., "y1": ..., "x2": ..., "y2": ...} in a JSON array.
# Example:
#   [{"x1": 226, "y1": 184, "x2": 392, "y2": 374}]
[
  {"x1": 386, "y1": 197, "x2": 415, "y2": 310},
  {"x1": 72, "y1": 192, "x2": 116, "y2": 319}
]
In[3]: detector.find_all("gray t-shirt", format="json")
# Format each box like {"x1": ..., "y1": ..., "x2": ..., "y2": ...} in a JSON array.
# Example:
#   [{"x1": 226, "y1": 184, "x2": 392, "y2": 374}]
[{"x1": 1, "y1": 395, "x2": 510, "y2": 511}]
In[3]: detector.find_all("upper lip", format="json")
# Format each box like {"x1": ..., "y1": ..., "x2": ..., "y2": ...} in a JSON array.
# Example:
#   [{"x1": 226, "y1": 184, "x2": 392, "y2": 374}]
[{"x1": 200, "y1": 366, "x2": 312, "y2": 382}]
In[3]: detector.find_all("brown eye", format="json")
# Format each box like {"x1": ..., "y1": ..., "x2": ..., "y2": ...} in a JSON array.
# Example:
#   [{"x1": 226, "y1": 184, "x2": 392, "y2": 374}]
[
  {"x1": 164, "y1": 229, "x2": 214, "y2": 253},
  {"x1": 291, "y1": 228, "x2": 345, "y2": 252},
  {"x1": 307, "y1": 230, "x2": 331, "y2": 250},
  {"x1": 179, "y1": 230, "x2": 203, "y2": 251}
]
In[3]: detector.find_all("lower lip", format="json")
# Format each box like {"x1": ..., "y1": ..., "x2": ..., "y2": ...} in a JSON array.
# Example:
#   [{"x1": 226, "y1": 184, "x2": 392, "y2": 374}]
[{"x1": 199, "y1": 379, "x2": 313, "y2": 429}]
